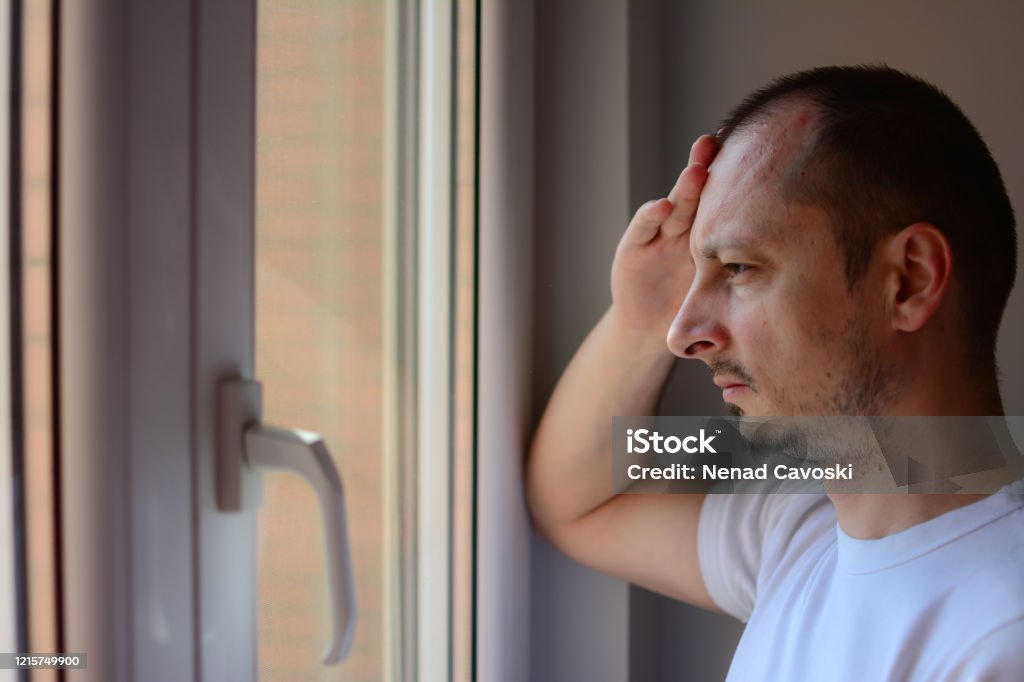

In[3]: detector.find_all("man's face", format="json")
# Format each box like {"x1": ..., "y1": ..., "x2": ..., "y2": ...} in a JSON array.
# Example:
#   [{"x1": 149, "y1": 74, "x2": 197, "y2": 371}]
[{"x1": 667, "y1": 105, "x2": 899, "y2": 417}]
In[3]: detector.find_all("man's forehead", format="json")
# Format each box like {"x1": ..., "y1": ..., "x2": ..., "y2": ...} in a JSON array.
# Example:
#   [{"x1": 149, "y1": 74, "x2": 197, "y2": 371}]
[
  {"x1": 689, "y1": 141, "x2": 787, "y2": 257},
  {"x1": 690, "y1": 103, "x2": 819, "y2": 256}
]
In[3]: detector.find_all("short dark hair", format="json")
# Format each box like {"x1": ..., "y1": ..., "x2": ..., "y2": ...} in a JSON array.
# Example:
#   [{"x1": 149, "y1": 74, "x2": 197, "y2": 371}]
[{"x1": 717, "y1": 65, "x2": 1017, "y2": 370}]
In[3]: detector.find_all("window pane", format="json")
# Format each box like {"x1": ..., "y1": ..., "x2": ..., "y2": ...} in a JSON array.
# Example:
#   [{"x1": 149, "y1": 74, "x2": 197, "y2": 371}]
[
  {"x1": 15, "y1": 2, "x2": 61, "y2": 678},
  {"x1": 255, "y1": 2, "x2": 397, "y2": 680}
]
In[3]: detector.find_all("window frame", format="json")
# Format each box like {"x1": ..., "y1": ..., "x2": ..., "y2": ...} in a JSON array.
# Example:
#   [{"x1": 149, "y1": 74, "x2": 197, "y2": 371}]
[{"x1": 55, "y1": 0, "x2": 488, "y2": 679}]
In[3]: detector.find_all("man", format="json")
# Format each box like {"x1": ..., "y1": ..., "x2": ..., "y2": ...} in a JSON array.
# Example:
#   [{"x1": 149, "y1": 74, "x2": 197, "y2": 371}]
[{"x1": 526, "y1": 66, "x2": 1024, "y2": 680}]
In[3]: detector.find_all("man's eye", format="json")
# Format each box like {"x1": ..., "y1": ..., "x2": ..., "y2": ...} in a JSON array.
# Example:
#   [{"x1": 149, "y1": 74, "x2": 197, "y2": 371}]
[{"x1": 723, "y1": 263, "x2": 751, "y2": 277}]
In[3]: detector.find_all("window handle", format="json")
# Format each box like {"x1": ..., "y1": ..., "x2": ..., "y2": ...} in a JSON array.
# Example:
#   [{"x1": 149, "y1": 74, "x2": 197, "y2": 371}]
[{"x1": 217, "y1": 379, "x2": 357, "y2": 665}]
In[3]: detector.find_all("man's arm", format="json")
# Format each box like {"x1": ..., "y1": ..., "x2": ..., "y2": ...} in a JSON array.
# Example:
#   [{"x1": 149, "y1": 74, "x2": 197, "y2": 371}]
[{"x1": 525, "y1": 135, "x2": 722, "y2": 611}]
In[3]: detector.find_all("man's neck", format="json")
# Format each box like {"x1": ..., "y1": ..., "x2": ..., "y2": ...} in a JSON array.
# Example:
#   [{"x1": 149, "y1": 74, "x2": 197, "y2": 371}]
[
  {"x1": 827, "y1": 491, "x2": 989, "y2": 539},
  {"x1": 825, "y1": 377, "x2": 1019, "y2": 540}
]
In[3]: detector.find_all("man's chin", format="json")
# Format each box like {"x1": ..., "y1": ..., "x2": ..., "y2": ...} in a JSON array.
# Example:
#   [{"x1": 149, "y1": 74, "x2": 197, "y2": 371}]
[{"x1": 725, "y1": 396, "x2": 775, "y2": 417}]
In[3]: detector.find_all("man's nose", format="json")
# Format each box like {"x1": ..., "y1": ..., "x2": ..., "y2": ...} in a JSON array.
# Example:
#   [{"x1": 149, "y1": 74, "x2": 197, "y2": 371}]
[{"x1": 666, "y1": 283, "x2": 729, "y2": 359}]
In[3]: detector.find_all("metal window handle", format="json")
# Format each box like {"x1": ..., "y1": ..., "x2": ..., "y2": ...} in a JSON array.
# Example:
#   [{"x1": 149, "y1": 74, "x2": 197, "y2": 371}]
[{"x1": 216, "y1": 379, "x2": 357, "y2": 665}]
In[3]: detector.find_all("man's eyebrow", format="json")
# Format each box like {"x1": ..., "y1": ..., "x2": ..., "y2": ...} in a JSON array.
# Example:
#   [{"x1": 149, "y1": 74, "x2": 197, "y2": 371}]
[{"x1": 696, "y1": 234, "x2": 772, "y2": 260}]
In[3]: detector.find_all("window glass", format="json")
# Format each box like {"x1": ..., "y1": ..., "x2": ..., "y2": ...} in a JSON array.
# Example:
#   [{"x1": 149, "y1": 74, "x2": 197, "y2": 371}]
[{"x1": 256, "y1": 2, "x2": 396, "y2": 680}]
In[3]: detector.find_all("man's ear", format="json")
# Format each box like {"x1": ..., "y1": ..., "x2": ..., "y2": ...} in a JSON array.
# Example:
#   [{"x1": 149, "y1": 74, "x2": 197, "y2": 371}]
[{"x1": 882, "y1": 223, "x2": 953, "y2": 333}]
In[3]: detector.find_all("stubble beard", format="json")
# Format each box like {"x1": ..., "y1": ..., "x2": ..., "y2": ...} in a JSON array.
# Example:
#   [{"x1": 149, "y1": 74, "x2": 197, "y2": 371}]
[{"x1": 731, "y1": 308, "x2": 901, "y2": 469}]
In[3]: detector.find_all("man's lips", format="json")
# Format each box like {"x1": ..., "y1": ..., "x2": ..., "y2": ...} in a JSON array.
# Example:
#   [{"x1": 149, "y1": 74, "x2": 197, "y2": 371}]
[{"x1": 713, "y1": 377, "x2": 749, "y2": 400}]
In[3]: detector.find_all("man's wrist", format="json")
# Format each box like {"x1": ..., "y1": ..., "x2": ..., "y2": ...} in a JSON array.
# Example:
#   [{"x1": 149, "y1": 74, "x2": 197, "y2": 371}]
[{"x1": 604, "y1": 306, "x2": 676, "y2": 363}]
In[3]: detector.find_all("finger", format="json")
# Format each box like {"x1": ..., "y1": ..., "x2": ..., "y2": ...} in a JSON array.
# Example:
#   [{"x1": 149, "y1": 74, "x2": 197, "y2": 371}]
[
  {"x1": 660, "y1": 162, "x2": 708, "y2": 238},
  {"x1": 622, "y1": 198, "x2": 673, "y2": 246},
  {"x1": 687, "y1": 134, "x2": 720, "y2": 168}
]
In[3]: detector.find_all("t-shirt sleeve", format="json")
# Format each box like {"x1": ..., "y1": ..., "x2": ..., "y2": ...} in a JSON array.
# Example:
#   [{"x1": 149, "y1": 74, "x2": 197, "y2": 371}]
[
  {"x1": 697, "y1": 480, "x2": 829, "y2": 623},
  {"x1": 941, "y1": 618, "x2": 1024, "y2": 682}
]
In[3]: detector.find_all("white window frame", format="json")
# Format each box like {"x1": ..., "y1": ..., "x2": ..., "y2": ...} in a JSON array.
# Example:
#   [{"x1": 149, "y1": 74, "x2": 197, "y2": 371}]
[
  {"x1": 0, "y1": 0, "x2": 18, "y2": 670},
  {"x1": 475, "y1": 0, "x2": 535, "y2": 679},
  {"x1": 418, "y1": 0, "x2": 455, "y2": 678}
]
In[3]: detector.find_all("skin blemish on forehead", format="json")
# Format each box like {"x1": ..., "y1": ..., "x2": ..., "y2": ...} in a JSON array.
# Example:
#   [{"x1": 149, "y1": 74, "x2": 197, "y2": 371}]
[
  {"x1": 762, "y1": 104, "x2": 818, "y2": 163},
  {"x1": 791, "y1": 112, "x2": 811, "y2": 129}
]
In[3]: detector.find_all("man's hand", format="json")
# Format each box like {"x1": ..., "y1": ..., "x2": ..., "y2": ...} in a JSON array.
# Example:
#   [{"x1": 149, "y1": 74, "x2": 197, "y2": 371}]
[{"x1": 610, "y1": 134, "x2": 720, "y2": 343}]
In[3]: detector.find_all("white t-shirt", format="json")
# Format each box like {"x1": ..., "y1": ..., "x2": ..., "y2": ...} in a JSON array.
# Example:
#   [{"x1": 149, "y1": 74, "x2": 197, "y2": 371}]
[{"x1": 697, "y1": 478, "x2": 1024, "y2": 681}]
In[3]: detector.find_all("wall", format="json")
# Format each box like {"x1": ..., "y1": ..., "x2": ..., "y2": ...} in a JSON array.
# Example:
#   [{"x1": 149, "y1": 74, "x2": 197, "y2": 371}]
[{"x1": 530, "y1": 1, "x2": 633, "y2": 680}]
